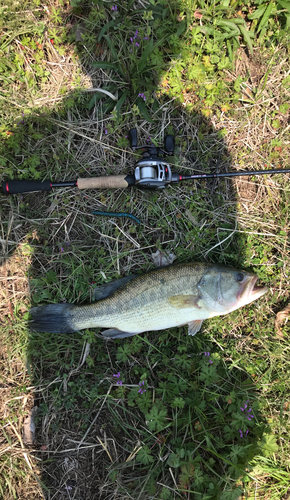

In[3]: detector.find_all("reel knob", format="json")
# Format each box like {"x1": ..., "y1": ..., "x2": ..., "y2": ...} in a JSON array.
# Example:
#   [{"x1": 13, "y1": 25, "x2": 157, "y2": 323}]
[
  {"x1": 164, "y1": 135, "x2": 175, "y2": 154},
  {"x1": 128, "y1": 128, "x2": 138, "y2": 149}
]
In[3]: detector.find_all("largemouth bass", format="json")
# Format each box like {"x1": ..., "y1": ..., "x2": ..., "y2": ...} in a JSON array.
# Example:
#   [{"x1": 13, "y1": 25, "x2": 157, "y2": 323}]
[{"x1": 30, "y1": 262, "x2": 268, "y2": 338}]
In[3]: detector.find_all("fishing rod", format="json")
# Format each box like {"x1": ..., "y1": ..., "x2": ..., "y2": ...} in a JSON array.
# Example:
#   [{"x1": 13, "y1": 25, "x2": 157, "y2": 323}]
[{"x1": 2, "y1": 128, "x2": 290, "y2": 195}]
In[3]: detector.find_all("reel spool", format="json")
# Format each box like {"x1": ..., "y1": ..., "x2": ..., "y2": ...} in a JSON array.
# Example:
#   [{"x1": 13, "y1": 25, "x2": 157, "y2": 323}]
[{"x1": 129, "y1": 128, "x2": 175, "y2": 189}]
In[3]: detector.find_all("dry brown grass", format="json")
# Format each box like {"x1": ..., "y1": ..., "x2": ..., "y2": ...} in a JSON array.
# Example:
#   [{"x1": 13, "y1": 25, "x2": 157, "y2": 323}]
[{"x1": 0, "y1": 243, "x2": 43, "y2": 499}]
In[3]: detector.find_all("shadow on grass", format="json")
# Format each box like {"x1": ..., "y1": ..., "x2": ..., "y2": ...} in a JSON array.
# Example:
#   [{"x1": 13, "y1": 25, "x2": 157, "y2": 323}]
[
  {"x1": 0, "y1": 97, "x2": 270, "y2": 499},
  {"x1": 0, "y1": 3, "x2": 271, "y2": 499}
]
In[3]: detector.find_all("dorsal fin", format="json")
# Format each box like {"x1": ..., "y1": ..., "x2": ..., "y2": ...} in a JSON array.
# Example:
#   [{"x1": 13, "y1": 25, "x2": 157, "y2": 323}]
[{"x1": 93, "y1": 275, "x2": 137, "y2": 301}]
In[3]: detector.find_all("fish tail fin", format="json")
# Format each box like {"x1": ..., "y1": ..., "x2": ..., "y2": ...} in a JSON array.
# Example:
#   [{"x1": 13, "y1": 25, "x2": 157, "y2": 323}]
[{"x1": 30, "y1": 303, "x2": 77, "y2": 333}]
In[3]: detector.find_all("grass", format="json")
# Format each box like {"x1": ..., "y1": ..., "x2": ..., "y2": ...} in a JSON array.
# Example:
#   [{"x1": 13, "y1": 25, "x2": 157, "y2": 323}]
[{"x1": 1, "y1": 0, "x2": 290, "y2": 498}]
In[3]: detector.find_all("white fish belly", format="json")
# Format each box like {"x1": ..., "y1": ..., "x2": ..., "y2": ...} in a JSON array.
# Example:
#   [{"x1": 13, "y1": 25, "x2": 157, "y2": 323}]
[{"x1": 91, "y1": 302, "x2": 212, "y2": 333}]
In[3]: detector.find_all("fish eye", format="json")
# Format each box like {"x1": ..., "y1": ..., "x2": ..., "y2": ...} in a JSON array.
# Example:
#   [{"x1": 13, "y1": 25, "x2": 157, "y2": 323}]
[{"x1": 236, "y1": 273, "x2": 244, "y2": 282}]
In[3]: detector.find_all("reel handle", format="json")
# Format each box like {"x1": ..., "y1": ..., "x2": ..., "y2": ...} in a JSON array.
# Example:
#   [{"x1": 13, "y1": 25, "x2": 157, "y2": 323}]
[{"x1": 2, "y1": 179, "x2": 52, "y2": 194}]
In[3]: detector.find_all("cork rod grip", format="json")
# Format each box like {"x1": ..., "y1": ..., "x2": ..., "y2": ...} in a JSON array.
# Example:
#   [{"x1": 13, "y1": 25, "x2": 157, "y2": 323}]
[{"x1": 77, "y1": 176, "x2": 131, "y2": 190}]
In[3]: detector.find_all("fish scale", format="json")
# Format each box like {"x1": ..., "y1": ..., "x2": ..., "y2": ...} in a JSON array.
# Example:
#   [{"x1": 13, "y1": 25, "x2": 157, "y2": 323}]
[
  {"x1": 70, "y1": 263, "x2": 206, "y2": 332},
  {"x1": 30, "y1": 262, "x2": 268, "y2": 338}
]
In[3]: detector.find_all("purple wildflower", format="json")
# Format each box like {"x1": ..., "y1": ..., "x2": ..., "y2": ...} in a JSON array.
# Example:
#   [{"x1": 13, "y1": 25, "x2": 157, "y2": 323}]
[
  {"x1": 104, "y1": 129, "x2": 108, "y2": 135},
  {"x1": 204, "y1": 351, "x2": 213, "y2": 364},
  {"x1": 143, "y1": 37, "x2": 149, "y2": 40},
  {"x1": 239, "y1": 429, "x2": 249, "y2": 438},
  {"x1": 111, "y1": 5, "x2": 117, "y2": 11},
  {"x1": 113, "y1": 372, "x2": 123, "y2": 386},
  {"x1": 138, "y1": 381, "x2": 146, "y2": 394},
  {"x1": 241, "y1": 400, "x2": 254, "y2": 421},
  {"x1": 61, "y1": 247, "x2": 64, "y2": 252},
  {"x1": 130, "y1": 31, "x2": 139, "y2": 44},
  {"x1": 138, "y1": 92, "x2": 146, "y2": 101}
]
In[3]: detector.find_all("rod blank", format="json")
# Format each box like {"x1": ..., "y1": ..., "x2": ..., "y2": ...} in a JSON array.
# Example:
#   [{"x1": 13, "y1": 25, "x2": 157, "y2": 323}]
[{"x1": 2, "y1": 167, "x2": 290, "y2": 195}]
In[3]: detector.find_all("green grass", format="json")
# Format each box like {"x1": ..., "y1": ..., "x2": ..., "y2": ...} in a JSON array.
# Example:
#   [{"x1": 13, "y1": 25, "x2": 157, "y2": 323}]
[{"x1": 1, "y1": 0, "x2": 290, "y2": 499}]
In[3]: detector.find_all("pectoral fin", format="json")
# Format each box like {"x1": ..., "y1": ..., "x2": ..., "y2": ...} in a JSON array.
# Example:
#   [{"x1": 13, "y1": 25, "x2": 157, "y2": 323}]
[
  {"x1": 188, "y1": 320, "x2": 203, "y2": 336},
  {"x1": 101, "y1": 328, "x2": 138, "y2": 339},
  {"x1": 168, "y1": 295, "x2": 201, "y2": 309}
]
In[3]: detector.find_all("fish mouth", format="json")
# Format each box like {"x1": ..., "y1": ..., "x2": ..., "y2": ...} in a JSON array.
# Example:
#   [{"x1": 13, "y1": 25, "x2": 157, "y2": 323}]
[{"x1": 249, "y1": 276, "x2": 268, "y2": 300}]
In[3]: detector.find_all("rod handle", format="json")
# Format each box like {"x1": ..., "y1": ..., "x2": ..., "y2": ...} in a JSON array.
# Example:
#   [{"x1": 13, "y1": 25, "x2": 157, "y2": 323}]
[
  {"x1": 2, "y1": 180, "x2": 52, "y2": 194},
  {"x1": 77, "y1": 175, "x2": 135, "y2": 190}
]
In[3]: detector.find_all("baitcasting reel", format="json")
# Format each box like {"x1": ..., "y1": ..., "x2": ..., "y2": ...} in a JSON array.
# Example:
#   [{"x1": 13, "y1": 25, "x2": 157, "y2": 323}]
[{"x1": 128, "y1": 128, "x2": 178, "y2": 189}]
